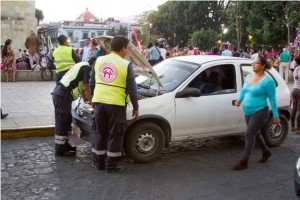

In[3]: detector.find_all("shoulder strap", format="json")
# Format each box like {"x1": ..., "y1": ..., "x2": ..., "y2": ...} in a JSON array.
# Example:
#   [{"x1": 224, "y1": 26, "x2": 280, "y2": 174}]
[{"x1": 155, "y1": 47, "x2": 161, "y2": 56}]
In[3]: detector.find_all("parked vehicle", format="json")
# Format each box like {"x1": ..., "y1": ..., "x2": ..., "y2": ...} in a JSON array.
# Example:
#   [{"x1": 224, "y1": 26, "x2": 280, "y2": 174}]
[
  {"x1": 295, "y1": 157, "x2": 300, "y2": 198},
  {"x1": 72, "y1": 36, "x2": 290, "y2": 164}
]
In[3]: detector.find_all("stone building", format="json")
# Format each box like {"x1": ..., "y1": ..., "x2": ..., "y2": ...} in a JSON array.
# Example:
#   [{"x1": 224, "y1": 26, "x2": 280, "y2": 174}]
[{"x1": 1, "y1": 1, "x2": 36, "y2": 53}]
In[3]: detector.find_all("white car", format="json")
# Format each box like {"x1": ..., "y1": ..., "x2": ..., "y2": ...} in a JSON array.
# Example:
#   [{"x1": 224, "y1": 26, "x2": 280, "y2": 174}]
[{"x1": 72, "y1": 36, "x2": 290, "y2": 163}]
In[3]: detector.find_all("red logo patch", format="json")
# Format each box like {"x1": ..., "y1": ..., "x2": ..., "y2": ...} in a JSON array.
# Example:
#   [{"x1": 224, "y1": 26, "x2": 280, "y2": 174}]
[{"x1": 99, "y1": 63, "x2": 117, "y2": 83}]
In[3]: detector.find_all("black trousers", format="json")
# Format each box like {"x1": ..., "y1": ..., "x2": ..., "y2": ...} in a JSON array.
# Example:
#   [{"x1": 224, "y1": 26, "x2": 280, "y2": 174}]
[
  {"x1": 52, "y1": 85, "x2": 72, "y2": 152},
  {"x1": 92, "y1": 103, "x2": 126, "y2": 169}
]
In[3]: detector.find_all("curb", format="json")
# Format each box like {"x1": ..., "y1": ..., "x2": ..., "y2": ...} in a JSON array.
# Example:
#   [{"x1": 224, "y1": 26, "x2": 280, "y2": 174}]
[{"x1": 1, "y1": 126, "x2": 55, "y2": 139}]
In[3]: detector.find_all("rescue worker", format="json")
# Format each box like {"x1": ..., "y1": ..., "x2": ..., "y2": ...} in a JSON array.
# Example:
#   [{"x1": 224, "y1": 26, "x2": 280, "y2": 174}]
[
  {"x1": 53, "y1": 35, "x2": 81, "y2": 84},
  {"x1": 92, "y1": 35, "x2": 139, "y2": 173},
  {"x1": 52, "y1": 59, "x2": 93, "y2": 156}
]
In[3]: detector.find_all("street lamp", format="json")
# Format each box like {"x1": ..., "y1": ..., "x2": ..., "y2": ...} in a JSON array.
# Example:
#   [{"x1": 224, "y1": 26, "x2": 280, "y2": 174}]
[
  {"x1": 149, "y1": 23, "x2": 153, "y2": 42},
  {"x1": 173, "y1": 33, "x2": 176, "y2": 47},
  {"x1": 221, "y1": 24, "x2": 225, "y2": 42}
]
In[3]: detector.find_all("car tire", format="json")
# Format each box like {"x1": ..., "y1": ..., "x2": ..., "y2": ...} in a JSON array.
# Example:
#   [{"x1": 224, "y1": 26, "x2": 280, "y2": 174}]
[
  {"x1": 124, "y1": 122, "x2": 165, "y2": 163},
  {"x1": 262, "y1": 114, "x2": 289, "y2": 147}
]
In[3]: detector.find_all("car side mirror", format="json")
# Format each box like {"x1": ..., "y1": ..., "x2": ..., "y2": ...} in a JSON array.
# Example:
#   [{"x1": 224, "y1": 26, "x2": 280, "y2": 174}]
[{"x1": 175, "y1": 87, "x2": 201, "y2": 98}]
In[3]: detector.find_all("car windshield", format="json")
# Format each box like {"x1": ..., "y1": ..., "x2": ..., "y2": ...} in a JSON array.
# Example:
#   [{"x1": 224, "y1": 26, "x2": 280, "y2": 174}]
[{"x1": 136, "y1": 59, "x2": 200, "y2": 93}]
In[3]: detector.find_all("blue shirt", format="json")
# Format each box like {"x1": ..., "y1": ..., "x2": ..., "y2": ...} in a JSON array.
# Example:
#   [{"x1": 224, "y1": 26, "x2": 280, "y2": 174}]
[
  {"x1": 149, "y1": 46, "x2": 160, "y2": 60},
  {"x1": 238, "y1": 74, "x2": 278, "y2": 118},
  {"x1": 221, "y1": 49, "x2": 232, "y2": 56}
]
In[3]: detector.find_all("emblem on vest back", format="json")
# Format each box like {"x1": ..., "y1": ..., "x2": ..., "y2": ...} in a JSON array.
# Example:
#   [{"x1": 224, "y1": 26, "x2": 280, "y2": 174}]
[{"x1": 99, "y1": 63, "x2": 117, "y2": 83}]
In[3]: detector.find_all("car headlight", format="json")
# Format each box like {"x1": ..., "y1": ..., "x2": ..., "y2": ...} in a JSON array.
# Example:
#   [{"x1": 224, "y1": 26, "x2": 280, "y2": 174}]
[{"x1": 297, "y1": 158, "x2": 300, "y2": 177}]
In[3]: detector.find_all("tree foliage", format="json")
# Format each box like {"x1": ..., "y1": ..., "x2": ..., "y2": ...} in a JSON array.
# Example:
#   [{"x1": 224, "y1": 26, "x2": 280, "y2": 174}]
[
  {"x1": 35, "y1": 8, "x2": 44, "y2": 25},
  {"x1": 135, "y1": 1, "x2": 300, "y2": 51}
]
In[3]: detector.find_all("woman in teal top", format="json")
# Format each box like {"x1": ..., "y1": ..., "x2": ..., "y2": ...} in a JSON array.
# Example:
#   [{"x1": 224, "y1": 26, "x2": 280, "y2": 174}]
[{"x1": 233, "y1": 55, "x2": 280, "y2": 170}]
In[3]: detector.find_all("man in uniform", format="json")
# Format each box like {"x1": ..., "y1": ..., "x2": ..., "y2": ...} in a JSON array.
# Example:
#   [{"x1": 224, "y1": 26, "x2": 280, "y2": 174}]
[
  {"x1": 92, "y1": 35, "x2": 139, "y2": 173},
  {"x1": 52, "y1": 59, "x2": 93, "y2": 156},
  {"x1": 53, "y1": 35, "x2": 81, "y2": 83}
]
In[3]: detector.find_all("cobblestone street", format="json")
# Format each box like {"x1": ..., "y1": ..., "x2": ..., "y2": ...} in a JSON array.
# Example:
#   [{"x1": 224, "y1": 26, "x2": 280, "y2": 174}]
[{"x1": 2, "y1": 133, "x2": 299, "y2": 200}]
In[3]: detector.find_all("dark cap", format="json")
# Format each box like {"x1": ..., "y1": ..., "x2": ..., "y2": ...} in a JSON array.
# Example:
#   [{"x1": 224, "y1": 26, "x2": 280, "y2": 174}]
[{"x1": 58, "y1": 35, "x2": 68, "y2": 45}]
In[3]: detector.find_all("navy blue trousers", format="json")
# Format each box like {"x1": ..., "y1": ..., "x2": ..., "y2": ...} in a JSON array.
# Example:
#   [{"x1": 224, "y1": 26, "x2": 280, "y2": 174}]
[
  {"x1": 92, "y1": 103, "x2": 126, "y2": 169},
  {"x1": 52, "y1": 85, "x2": 72, "y2": 152}
]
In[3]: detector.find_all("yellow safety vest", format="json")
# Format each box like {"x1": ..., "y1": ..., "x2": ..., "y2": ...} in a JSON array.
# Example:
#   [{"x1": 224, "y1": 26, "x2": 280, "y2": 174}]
[
  {"x1": 60, "y1": 62, "x2": 89, "y2": 100},
  {"x1": 92, "y1": 53, "x2": 129, "y2": 106},
  {"x1": 53, "y1": 46, "x2": 75, "y2": 73}
]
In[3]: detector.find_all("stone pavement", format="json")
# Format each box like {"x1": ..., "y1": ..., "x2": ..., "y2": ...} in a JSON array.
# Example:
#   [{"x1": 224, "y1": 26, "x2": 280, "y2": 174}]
[{"x1": 1, "y1": 81, "x2": 56, "y2": 138}]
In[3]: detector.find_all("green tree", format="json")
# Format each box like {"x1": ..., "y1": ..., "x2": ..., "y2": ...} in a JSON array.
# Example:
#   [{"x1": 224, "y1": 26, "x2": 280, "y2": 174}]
[
  {"x1": 35, "y1": 8, "x2": 44, "y2": 25},
  {"x1": 190, "y1": 28, "x2": 218, "y2": 50},
  {"x1": 107, "y1": 27, "x2": 117, "y2": 36},
  {"x1": 116, "y1": 25, "x2": 128, "y2": 37}
]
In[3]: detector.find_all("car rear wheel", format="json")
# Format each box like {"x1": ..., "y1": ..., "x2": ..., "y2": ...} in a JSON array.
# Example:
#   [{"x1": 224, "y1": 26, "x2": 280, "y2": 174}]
[
  {"x1": 124, "y1": 122, "x2": 165, "y2": 163},
  {"x1": 262, "y1": 114, "x2": 289, "y2": 147}
]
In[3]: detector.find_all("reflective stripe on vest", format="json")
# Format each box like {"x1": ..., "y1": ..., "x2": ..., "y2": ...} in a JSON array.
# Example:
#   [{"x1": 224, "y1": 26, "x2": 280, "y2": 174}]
[
  {"x1": 60, "y1": 62, "x2": 89, "y2": 100},
  {"x1": 53, "y1": 46, "x2": 75, "y2": 73},
  {"x1": 92, "y1": 53, "x2": 129, "y2": 106}
]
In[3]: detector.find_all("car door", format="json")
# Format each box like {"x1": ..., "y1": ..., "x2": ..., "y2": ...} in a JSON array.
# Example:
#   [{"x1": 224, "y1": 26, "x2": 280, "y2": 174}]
[{"x1": 174, "y1": 62, "x2": 243, "y2": 137}]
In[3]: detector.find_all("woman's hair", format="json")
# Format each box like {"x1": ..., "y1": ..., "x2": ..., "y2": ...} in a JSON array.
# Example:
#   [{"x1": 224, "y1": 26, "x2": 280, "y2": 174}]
[
  {"x1": 147, "y1": 43, "x2": 153, "y2": 49},
  {"x1": 294, "y1": 54, "x2": 300, "y2": 65},
  {"x1": 257, "y1": 55, "x2": 272, "y2": 70},
  {"x1": 2, "y1": 39, "x2": 12, "y2": 56}
]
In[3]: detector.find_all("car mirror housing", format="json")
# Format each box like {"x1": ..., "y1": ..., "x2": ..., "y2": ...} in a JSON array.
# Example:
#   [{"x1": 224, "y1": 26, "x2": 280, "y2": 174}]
[{"x1": 175, "y1": 87, "x2": 201, "y2": 98}]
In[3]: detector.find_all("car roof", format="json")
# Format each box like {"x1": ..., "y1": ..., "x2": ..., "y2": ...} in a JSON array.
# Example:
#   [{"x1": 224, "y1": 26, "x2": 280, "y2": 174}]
[{"x1": 171, "y1": 55, "x2": 252, "y2": 65}]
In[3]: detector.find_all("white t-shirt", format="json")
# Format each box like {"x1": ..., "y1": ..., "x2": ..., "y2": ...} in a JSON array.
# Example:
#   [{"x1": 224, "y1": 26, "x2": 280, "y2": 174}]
[
  {"x1": 160, "y1": 48, "x2": 167, "y2": 59},
  {"x1": 251, "y1": 53, "x2": 259, "y2": 60}
]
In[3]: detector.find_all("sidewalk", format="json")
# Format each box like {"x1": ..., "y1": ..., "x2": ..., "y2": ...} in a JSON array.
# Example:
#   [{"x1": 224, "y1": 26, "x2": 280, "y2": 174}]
[
  {"x1": 1, "y1": 81, "x2": 56, "y2": 138},
  {"x1": 0, "y1": 80, "x2": 295, "y2": 138}
]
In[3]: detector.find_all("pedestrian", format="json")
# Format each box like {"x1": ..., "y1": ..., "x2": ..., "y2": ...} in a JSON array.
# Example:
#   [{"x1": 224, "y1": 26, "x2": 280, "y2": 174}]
[
  {"x1": 233, "y1": 55, "x2": 279, "y2": 170},
  {"x1": 52, "y1": 60, "x2": 93, "y2": 156},
  {"x1": 186, "y1": 44, "x2": 195, "y2": 56},
  {"x1": 91, "y1": 35, "x2": 139, "y2": 173},
  {"x1": 52, "y1": 35, "x2": 81, "y2": 84},
  {"x1": 290, "y1": 54, "x2": 300, "y2": 135},
  {"x1": 250, "y1": 49, "x2": 259, "y2": 60},
  {"x1": 159, "y1": 43, "x2": 167, "y2": 59},
  {"x1": 148, "y1": 42, "x2": 161, "y2": 66},
  {"x1": 208, "y1": 47, "x2": 221, "y2": 55},
  {"x1": 221, "y1": 44, "x2": 232, "y2": 56},
  {"x1": 232, "y1": 47, "x2": 241, "y2": 57},
  {"x1": 1, "y1": 39, "x2": 16, "y2": 82},
  {"x1": 42, "y1": 31, "x2": 53, "y2": 57},
  {"x1": 25, "y1": 29, "x2": 42, "y2": 69},
  {"x1": 82, "y1": 38, "x2": 92, "y2": 62},
  {"x1": 279, "y1": 48, "x2": 291, "y2": 83},
  {"x1": 240, "y1": 47, "x2": 251, "y2": 58}
]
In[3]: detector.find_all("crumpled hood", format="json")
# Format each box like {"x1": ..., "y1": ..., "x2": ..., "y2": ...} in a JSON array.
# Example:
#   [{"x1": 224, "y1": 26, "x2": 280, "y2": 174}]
[{"x1": 96, "y1": 35, "x2": 163, "y2": 87}]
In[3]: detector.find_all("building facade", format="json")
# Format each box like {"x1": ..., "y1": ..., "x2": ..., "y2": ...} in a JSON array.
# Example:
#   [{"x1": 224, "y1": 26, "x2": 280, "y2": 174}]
[
  {"x1": 1, "y1": 0, "x2": 36, "y2": 53},
  {"x1": 39, "y1": 8, "x2": 133, "y2": 48}
]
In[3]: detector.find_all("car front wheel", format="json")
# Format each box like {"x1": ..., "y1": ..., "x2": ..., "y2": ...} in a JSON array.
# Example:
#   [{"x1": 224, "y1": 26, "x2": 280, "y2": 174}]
[
  {"x1": 262, "y1": 114, "x2": 289, "y2": 147},
  {"x1": 124, "y1": 122, "x2": 165, "y2": 163}
]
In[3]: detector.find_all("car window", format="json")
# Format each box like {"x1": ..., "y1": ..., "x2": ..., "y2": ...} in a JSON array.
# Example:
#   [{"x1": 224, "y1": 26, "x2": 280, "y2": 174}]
[
  {"x1": 136, "y1": 59, "x2": 199, "y2": 93},
  {"x1": 241, "y1": 65, "x2": 278, "y2": 87},
  {"x1": 189, "y1": 64, "x2": 236, "y2": 95}
]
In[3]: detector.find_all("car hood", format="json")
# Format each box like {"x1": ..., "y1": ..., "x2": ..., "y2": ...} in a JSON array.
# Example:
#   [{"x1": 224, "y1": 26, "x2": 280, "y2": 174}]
[{"x1": 96, "y1": 35, "x2": 163, "y2": 87}]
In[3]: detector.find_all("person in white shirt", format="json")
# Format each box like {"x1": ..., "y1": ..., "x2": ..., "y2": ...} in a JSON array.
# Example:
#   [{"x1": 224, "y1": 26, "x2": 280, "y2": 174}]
[
  {"x1": 159, "y1": 43, "x2": 167, "y2": 59},
  {"x1": 251, "y1": 49, "x2": 259, "y2": 60},
  {"x1": 82, "y1": 38, "x2": 91, "y2": 62}
]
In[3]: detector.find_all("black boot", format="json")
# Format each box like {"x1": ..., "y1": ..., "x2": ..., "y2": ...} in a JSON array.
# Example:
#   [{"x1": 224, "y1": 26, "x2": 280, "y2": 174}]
[{"x1": 55, "y1": 143, "x2": 76, "y2": 157}]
